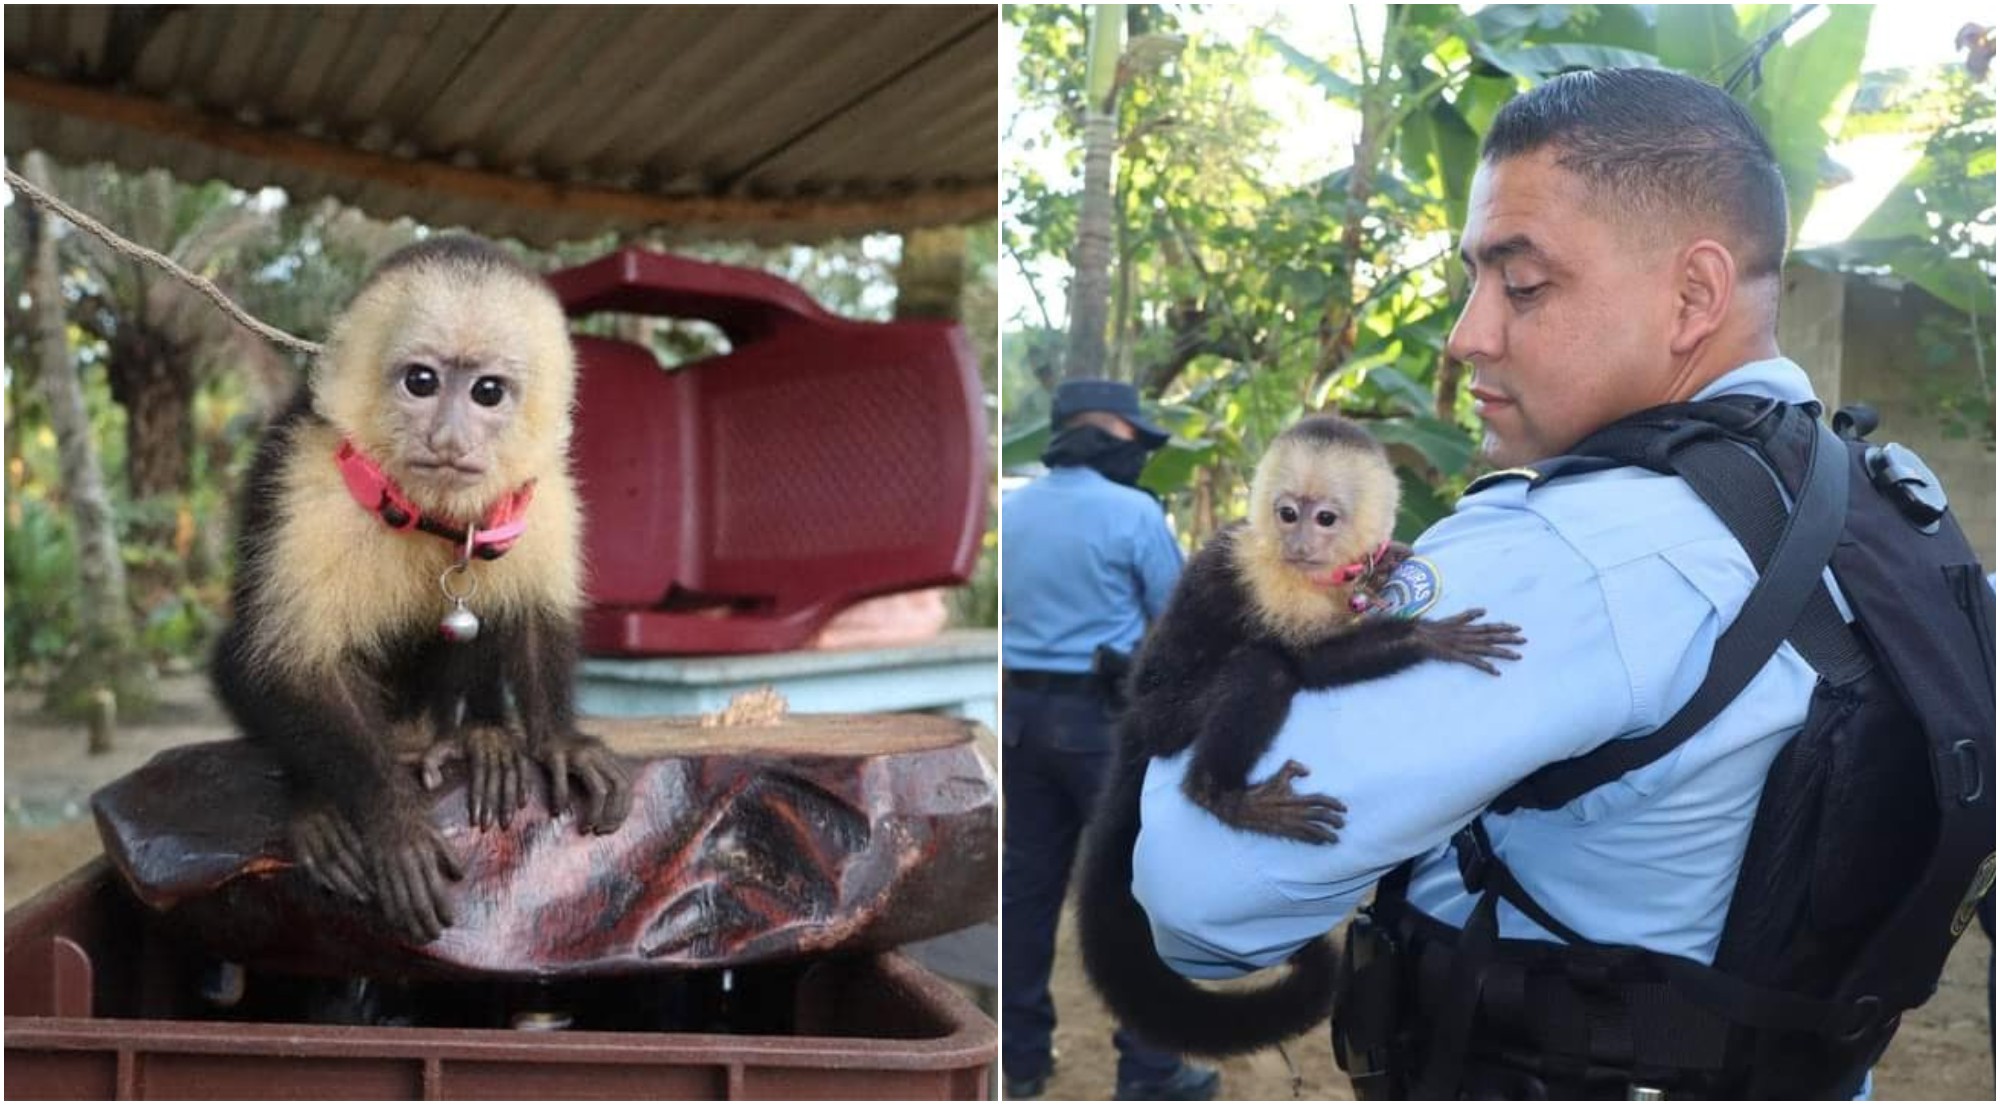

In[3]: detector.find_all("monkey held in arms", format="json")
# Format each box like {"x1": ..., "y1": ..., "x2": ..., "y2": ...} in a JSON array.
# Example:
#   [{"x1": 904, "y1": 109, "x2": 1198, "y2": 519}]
[
  {"x1": 211, "y1": 238, "x2": 632, "y2": 944},
  {"x1": 1077, "y1": 414, "x2": 1525, "y2": 1056}
]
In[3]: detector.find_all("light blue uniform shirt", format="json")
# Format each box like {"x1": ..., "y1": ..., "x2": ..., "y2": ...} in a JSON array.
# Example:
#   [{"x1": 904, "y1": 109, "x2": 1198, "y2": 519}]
[
  {"x1": 1134, "y1": 358, "x2": 1822, "y2": 977},
  {"x1": 1001, "y1": 466, "x2": 1185, "y2": 672}
]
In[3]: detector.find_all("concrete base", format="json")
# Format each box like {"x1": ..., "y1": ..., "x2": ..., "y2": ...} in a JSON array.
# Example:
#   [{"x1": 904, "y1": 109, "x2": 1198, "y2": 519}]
[{"x1": 578, "y1": 628, "x2": 999, "y2": 731}]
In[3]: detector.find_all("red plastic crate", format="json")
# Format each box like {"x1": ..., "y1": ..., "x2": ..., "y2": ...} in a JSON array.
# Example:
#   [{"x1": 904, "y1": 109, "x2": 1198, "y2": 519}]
[
  {"x1": 5, "y1": 861, "x2": 993, "y2": 1100},
  {"x1": 548, "y1": 249, "x2": 988, "y2": 656}
]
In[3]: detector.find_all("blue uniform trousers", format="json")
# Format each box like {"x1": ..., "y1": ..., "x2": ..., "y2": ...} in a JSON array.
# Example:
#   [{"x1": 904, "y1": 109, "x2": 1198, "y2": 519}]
[{"x1": 1001, "y1": 679, "x2": 1180, "y2": 1085}]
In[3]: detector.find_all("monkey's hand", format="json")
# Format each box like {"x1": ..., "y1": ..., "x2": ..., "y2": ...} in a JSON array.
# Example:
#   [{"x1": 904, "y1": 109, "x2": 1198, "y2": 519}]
[
  {"x1": 288, "y1": 804, "x2": 372, "y2": 904},
  {"x1": 1190, "y1": 760, "x2": 1347, "y2": 845},
  {"x1": 362, "y1": 803, "x2": 466, "y2": 944},
  {"x1": 1364, "y1": 541, "x2": 1417, "y2": 590},
  {"x1": 419, "y1": 724, "x2": 533, "y2": 831},
  {"x1": 535, "y1": 732, "x2": 633, "y2": 835},
  {"x1": 1417, "y1": 608, "x2": 1526, "y2": 675}
]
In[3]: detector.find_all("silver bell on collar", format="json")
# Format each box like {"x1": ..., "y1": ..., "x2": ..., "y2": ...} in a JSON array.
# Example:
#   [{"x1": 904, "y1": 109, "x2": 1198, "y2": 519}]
[
  {"x1": 439, "y1": 561, "x2": 481, "y2": 643},
  {"x1": 440, "y1": 599, "x2": 481, "y2": 642}
]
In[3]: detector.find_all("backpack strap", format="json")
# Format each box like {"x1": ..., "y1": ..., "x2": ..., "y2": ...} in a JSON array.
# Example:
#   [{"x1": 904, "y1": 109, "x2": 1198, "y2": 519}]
[
  {"x1": 1491, "y1": 401, "x2": 1854, "y2": 813},
  {"x1": 1405, "y1": 398, "x2": 1987, "y2": 1098},
  {"x1": 1410, "y1": 401, "x2": 1851, "y2": 1098}
]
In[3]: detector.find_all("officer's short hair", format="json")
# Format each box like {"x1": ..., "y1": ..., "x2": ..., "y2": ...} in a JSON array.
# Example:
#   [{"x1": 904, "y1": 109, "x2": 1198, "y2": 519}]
[{"x1": 1483, "y1": 68, "x2": 1789, "y2": 278}]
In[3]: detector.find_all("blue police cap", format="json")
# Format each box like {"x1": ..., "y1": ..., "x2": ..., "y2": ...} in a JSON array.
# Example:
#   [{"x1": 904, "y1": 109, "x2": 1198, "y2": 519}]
[{"x1": 1049, "y1": 379, "x2": 1170, "y2": 447}]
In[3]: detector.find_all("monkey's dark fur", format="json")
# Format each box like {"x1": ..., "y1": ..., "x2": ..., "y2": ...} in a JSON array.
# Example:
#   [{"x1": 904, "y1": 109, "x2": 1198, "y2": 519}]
[
  {"x1": 1076, "y1": 415, "x2": 1523, "y2": 1056},
  {"x1": 210, "y1": 237, "x2": 629, "y2": 944}
]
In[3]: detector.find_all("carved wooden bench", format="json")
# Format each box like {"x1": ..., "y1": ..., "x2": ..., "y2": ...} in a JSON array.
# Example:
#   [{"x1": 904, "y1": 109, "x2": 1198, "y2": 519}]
[{"x1": 90, "y1": 714, "x2": 996, "y2": 979}]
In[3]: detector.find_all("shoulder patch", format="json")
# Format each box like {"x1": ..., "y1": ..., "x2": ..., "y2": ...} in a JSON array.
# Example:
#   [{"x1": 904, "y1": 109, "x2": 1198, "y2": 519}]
[{"x1": 1378, "y1": 556, "x2": 1442, "y2": 620}]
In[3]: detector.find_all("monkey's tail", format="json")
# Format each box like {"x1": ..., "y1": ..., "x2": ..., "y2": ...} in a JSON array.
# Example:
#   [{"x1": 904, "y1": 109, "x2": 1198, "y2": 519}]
[{"x1": 1075, "y1": 753, "x2": 1339, "y2": 1058}]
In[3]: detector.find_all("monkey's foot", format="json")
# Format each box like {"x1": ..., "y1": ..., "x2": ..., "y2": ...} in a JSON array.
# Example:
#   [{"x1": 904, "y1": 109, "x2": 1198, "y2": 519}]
[
  {"x1": 363, "y1": 809, "x2": 466, "y2": 944},
  {"x1": 1419, "y1": 608, "x2": 1526, "y2": 675},
  {"x1": 288, "y1": 805, "x2": 371, "y2": 903},
  {"x1": 536, "y1": 732, "x2": 634, "y2": 835},
  {"x1": 1196, "y1": 760, "x2": 1347, "y2": 844},
  {"x1": 420, "y1": 724, "x2": 532, "y2": 830}
]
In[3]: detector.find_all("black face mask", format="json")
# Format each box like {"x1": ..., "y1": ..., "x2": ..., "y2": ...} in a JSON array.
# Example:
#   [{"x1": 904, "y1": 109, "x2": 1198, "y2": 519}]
[{"x1": 1042, "y1": 425, "x2": 1153, "y2": 487}]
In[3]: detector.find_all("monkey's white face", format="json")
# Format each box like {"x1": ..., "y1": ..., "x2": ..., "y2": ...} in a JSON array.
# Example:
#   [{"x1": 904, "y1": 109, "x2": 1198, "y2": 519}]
[
  {"x1": 318, "y1": 261, "x2": 575, "y2": 521},
  {"x1": 1237, "y1": 436, "x2": 1401, "y2": 644},
  {"x1": 1268, "y1": 489, "x2": 1353, "y2": 577},
  {"x1": 1247, "y1": 441, "x2": 1398, "y2": 583},
  {"x1": 386, "y1": 355, "x2": 521, "y2": 492}
]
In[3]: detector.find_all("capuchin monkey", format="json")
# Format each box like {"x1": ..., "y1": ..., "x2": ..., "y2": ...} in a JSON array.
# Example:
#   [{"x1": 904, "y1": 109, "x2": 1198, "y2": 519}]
[
  {"x1": 210, "y1": 236, "x2": 632, "y2": 943},
  {"x1": 1076, "y1": 413, "x2": 1525, "y2": 1056}
]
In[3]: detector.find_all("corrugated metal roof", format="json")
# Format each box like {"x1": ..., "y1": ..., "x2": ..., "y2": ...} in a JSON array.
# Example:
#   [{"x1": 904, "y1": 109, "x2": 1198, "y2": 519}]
[{"x1": 4, "y1": 5, "x2": 997, "y2": 246}]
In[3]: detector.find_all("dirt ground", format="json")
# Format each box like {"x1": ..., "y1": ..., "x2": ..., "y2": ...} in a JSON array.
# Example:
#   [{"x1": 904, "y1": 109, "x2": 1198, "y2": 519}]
[
  {"x1": 4, "y1": 674, "x2": 244, "y2": 908},
  {"x1": 1030, "y1": 896, "x2": 1996, "y2": 1101},
  {"x1": 6, "y1": 676, "x2": 1994, "y2": 1100}
]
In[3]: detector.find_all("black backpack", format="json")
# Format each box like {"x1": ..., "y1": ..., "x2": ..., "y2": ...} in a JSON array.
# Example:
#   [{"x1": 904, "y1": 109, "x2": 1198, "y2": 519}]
[{"x1": 1343, "y1": 396, "x2": 1996, "y2": 1099}]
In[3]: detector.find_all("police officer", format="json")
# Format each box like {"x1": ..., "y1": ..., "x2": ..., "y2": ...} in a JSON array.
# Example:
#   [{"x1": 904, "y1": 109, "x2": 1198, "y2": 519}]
[
  {"x1": 1001, "y1": 380, "x2": 1217, "y2": 1100},
  {"x1": 1131, "y1": 70, "x2": 1866, "y2": 1097}
]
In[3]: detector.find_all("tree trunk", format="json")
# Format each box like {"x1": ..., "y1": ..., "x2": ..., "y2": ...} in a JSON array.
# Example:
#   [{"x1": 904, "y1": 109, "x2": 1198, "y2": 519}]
[
  {"x1": 1434, "y1": 350, "x2": 1464, "y2": 422},
  {"x1": 1066, "y1": 109, "x2": 1118, "y2": 381},
  {"x1": 105, "y1": 328, "x2": 195, "y2": 501},
  {"x1": 22, "y1": 152, "x2": 138, "y2": 710},
  {"x1": 1111, "y1": 177, "x2": 1134, "y2": 380},
  {"x1": 1313, "y1": 9, "x2": 1399, "y2": 385},
  {"x1": 1192, "y1": 463, "x2": 1216, "y2": 548},
  {"x1": 1064, "y1": 4, "x2": 1125, "y2": 382},
  {"x1": 1313, "y1": 122, "x2": 1386, "y2": 384},
  {"x1": 893, "y1": 227, "x2": 968, "y2": 322}
]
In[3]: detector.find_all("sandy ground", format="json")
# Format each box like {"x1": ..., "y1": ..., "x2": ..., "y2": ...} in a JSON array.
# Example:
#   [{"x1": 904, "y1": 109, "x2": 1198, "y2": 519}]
[{"x1": 5, "y1": 676, "x2": 1993, "y2": 1100}]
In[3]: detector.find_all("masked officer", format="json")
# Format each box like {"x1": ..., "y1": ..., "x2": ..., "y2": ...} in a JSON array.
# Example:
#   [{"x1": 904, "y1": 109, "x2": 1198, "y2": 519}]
[
  {"x1": 1001, "y1": 380, "x2": 1217, "y2": 1100},
  {"x1": 1130, "y1": 70, "x2": 1956, "y2": 1099}
]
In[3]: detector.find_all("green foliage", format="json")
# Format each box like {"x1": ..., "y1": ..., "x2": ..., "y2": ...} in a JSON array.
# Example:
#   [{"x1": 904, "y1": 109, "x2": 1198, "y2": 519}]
[
  {"x1": 1003, "y1": 3, "x2": 1891, "y2": 549},
  {"x1": 1832, "y1": 75, "x2": 1995, "y2": 316},
  {"x1": 138, "y1": 587, "x2": 218, "y2": 664},
  {"x1": 238, "y1": 200, "x2": 422, "y2": 350},
  {"x1": 1003, "y1": 417, "x2": 1054, "y2": 470},
  {"x1": 3, "y1": 494, "x2": 158, "y2": 717},
  {"x1": 1798, "y1": 68, "x2": 1995, "y2": 445},
  {"x1": 1910, "y1": 309, "x2": 1995, "y2": 448},
  {"x1": 4, "y1": 495, "x2": 81, "y2": 673},
  {"x1": 1740, "y1": 5, "x2": 1873, "y2": 240},
  {"x1": 1396, "y1": 465, "x2": 1457, "y2": 544},
  {"x1": 1140, "y1": 436, "x2": 1220, "y2": 499},
  {"x1": 41, "y1": 640, "x2": 157, "y2": 721},
  {"x1": 1369, "y1": 416, "x2": 1478, "y2": 479}
]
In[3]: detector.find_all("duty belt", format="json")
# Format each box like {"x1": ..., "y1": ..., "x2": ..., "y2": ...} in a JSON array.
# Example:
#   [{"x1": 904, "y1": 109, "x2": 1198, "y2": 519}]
[{"x1": 1002, "y1": 668, "x2": 1098, "y2": 693}]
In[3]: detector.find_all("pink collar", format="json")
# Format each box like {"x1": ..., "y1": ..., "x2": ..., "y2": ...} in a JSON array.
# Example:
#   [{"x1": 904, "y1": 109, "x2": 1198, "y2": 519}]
[
  {"x1": 335, "y1": 439, "x2": 533, "y2": 559},
  {"x1": 1307, "y1": 540, "x2": 1391, "y2": 590}
]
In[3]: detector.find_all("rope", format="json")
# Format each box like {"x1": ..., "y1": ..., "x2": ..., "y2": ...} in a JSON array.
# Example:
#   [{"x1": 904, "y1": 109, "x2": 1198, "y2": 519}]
[{"x1": 4, "y1": 166, "x2": 324, "y2": 357}]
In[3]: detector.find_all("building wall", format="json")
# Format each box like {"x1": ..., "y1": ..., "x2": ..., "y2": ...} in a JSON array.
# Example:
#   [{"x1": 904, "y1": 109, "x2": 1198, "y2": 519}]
[
  {"x1": 1778, "y1": 264, "x2": 1847, "y2": 412},
  {"x1": 1834, "y1": 277, "x2": 1996, "y2": 566}
]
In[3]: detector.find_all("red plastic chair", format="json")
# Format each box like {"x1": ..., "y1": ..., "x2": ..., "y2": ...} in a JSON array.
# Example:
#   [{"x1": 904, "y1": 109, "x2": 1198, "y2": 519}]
[{"x1": 547, "y1": 248, "x2": 987, "y2": 656}]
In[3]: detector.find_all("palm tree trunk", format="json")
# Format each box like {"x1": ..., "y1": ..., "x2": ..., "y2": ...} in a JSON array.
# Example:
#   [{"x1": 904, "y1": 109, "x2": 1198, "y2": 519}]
[
  {"x1": 1063, "y1": 3, "x2": 1124, "y2": 382},
  {"x1": 894, "y1": 226, "x2": 968, "y2": 321},
  {"x1": 22, "y1": 152, "x2": 136, "y2": 701},
  {"x1": 1066, "y1": 113, "x2": 1118, "y2": 380},
  {"x1": 106, "y1": 328, "x2": 194, "y2": 501}
]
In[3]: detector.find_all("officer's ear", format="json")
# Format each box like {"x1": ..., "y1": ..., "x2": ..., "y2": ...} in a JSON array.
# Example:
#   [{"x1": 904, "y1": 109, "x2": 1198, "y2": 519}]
[{"x1": 1668, "y1": 239, "x2": 1735, "y2": 357}]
